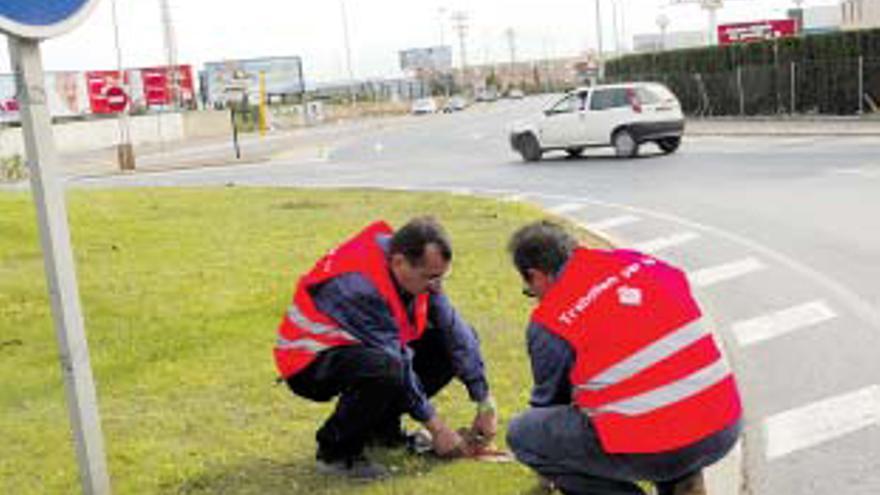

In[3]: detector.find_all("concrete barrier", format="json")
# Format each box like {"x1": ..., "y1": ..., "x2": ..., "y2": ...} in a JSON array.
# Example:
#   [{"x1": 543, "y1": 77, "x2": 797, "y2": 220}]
[{"x1": 0, "y1": 113, "x2": 185, "y2": 156}]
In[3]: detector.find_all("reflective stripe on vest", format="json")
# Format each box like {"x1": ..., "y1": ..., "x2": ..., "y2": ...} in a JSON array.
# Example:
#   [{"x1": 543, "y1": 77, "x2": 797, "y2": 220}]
[
  {"x1": 582, "y1": 358, "x2": 730, "y2": 417},
  {"x1": 577, "y1": 319, "x2": 709, "y2": 392},
  {"x1": 276, "y1": 336, "x2": 331, "y2": 353},
  {"x1": 286, "y1": 304, "x2": 356, "y2": 342}
]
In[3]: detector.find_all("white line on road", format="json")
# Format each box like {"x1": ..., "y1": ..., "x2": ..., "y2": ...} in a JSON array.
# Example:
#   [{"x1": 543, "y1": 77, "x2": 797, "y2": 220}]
[
  {"x1": 587, "y1": 215, "x2": 641, "y2": 231},
  {"x1": 832, "y1": 168, "x2": 880, "y2": 179},
  {"x1": 765, "y1": 385, "x2": 880, "y2": 460},
  {"x1": 549, "y1": 202, "x2": 586, "y2": 214},
  {"x1": 689, "y1": 258, "x2": 766, "y2": 288},
  {"x1": 633, "y1": 232, "x2": 701, "y2": 254},
  {"x1": 731, "y1": 300, "x2": 837, "y2": 347}
]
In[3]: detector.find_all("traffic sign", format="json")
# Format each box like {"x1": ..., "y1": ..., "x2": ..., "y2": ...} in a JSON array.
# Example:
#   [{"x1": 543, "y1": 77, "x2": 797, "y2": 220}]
[
  {"x1": 4, "y1": 1, "x2": 110, "y2": 494},
  {"x1": 105, "y1": 86, "x2": 128, "y2": 112},
  {"x1": 0, "y1": 0, "x2": 102, "y2": 39}
]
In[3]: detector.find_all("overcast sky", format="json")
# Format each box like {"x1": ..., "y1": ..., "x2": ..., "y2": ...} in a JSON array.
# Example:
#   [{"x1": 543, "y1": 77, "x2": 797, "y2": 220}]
[{"x1": 1, "y1": 0, "x2": 839, "y2": 83}]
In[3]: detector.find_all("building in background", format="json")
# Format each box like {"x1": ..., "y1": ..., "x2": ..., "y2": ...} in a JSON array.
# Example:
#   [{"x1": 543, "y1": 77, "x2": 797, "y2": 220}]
[
  {"x1": 841, "y1": 0, "x2": 880, "y2": 30},
  {"x1": 801, "y1": 4, "x2": 844, "y2": 34}
]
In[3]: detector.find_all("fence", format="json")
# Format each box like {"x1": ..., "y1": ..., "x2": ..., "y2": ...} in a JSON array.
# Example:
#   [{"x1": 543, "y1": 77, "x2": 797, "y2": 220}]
[{"x1": 607, "y1": 56, "x2": 880, "y2": 116}]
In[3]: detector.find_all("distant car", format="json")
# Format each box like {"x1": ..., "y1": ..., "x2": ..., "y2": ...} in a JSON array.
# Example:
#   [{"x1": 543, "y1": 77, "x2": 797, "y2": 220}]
[
  {"x1": 411, "y1": 98, "x2": 438, "y2": 115},
  {"x1": 507, "y1": 89, "x2": 525, "y2": 99},
  {"x1": 442, "y1": 96, "x2": 468, "y2": 113},
  {"x1": 474, "y1": 88, "x2": 499, "y2": 102},
  {"x1": 509, "y1": 82, "x2": 684, "y2": 161}
]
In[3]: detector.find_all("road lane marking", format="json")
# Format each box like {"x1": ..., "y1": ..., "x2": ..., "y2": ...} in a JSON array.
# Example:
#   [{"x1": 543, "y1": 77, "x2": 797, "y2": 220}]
[
  {"x1": 587, "y1": 215, "x2": 641, "y2": 231},
  {"x1": 633, "y1": 232, "x2": 701, "y2": 254},
  {"x1": 731, "y1": 300, "x2": 837, "y2": 347},
  {"x1": 765, "y1": 385, "x2": 880, "y2": 460},
  {"x1": 689, "y1": 258, "x2": 766, "y2": 288},
  {"x1": 549, "y1": 202, "x2": 586, "y2": 214}
]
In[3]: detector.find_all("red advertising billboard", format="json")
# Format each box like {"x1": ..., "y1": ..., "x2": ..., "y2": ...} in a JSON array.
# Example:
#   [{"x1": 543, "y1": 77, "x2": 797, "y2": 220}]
[
  {"x1": 718, "y1": 19, "x2": 798, "y2": 45},
  {"x1": 140, "y1": 65, "x2": 195, "y2": 107},
  {"x1": 86, "y1": 70, "x2": 127, "y2": 114}
]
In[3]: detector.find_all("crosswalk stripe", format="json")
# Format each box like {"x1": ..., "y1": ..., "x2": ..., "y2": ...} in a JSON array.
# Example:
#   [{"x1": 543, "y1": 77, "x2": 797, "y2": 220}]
[
  {"x1": 764, "y1": 385, "x2": 880, "y2": 460},
  {"x1": 731, "y1": 301, "x2": 837, "y2": 347},
  {"x1": 588, "y1": 215, "x2": 641, "y2": 231},
  {"x1": 549, "y1": 202, "x2": 586, "y2": 214},
  {"x1": 633, "y1": 232, "x2": 701, "y2": 254},
  {"x1": 689, "y1": 258, "x2": 766, "y2": 288}
]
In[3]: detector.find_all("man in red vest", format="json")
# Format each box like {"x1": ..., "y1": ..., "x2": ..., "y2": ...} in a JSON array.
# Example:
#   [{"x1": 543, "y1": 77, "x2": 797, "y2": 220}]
[
  {"x1": 274, "y1": 217, "x2": 497, "y2": 479},
  {"x1": 505, "y1": 221, "x2": 742, "y2": 495}
]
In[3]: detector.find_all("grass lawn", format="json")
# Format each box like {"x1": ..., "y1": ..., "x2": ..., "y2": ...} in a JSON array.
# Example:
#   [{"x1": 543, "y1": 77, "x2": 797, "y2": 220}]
[{"x1": 0, "y1": 187, "x2": 609, "y2": 494}]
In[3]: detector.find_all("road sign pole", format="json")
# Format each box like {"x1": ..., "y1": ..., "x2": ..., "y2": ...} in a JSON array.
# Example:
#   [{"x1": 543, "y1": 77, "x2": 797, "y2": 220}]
[{"x1": 8, "y1": 35, "x2": 111, "y2": 495}]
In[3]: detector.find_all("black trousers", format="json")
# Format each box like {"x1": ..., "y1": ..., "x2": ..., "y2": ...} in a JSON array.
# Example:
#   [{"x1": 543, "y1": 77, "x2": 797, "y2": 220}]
[{"x1": 286, "y1": 325, "x2": 455, "y2": 460}]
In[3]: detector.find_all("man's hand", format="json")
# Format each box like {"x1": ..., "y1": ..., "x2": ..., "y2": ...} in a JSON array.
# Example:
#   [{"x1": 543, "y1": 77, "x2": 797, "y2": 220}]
[
  {"x1": 471, "y1": 397, "x2": 498, "y2": 443},
  {"x1": 424, "y1": 416, "x2": 465, "y2": 457}
]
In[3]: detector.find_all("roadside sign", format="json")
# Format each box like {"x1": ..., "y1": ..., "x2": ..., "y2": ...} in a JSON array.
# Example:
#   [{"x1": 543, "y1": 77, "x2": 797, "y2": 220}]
[{"x1": 3, "y1": 2, "x2": 111, "y2": 495}]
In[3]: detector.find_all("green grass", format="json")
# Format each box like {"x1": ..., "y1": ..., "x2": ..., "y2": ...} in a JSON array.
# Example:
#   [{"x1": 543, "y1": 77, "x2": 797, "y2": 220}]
[{"x1": 0, "y1": 188, "x2": 609, "y2": 494}]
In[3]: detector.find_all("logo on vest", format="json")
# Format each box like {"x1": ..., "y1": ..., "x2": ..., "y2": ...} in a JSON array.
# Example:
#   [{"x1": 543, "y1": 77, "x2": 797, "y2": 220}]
[{"x1": 617, "y1": 286, "x2": 642, "y2": 306}]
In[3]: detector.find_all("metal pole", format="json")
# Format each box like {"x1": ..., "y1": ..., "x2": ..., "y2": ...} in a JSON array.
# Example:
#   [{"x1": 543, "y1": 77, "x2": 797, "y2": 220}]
[
  {"x1": 737, "y1": 66, "x2": 745, "y2": 116},
  {"x1": 595, "y1": 0, "x2": 605, "y2": 81},
  {"x1": 790, "y1": 61, "x2": 796, "y2": 114},
  {"x1": 339, "y1": 0, "x2": 356, "y2": 107},
  {"x1": 858, "y1": 55, "x2": 864, "y2": 115},
  {"x1": 8, "y1": 36, "x2": 111, "y2": 495},
  {"x1": 230, "y1": 107, "x2": 241, "y2": 159},
  {"x1": 111, "y1": 0, "x2": 135, "y2": 171}
]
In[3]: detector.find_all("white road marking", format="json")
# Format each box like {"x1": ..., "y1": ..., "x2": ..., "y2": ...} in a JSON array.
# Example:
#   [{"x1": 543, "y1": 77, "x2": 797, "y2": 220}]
[
  {"x1": 633, "y1": 232, "x2": 701, "y2": 254},
  {"x1": 832, "y1": 168, "x2": 880, "y2": 179},
  {"x1": 548, "y1": 202, "x2": 586, "y2": 214},
  {"x1": 731, "y1": 300, "x2": 837, "y2": 347},
  {"x1": 764, "y1": 385, "x2": 880, "y2": 460},
  {"x1": 587, "y1": 215, "x2": 641, "y2": 231},
  {"x1": 688, "y1": 258, "x2": 766, "y2": 288}
]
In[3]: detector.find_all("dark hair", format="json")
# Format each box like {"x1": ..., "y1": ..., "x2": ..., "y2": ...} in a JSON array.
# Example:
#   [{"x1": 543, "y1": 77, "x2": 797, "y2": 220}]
[
  {"x1": 389, "y1": 216, "x2": 452, "y2": 266},
  {"x1": 508, "y1": 220, "x2": 576, "y2": 278}
]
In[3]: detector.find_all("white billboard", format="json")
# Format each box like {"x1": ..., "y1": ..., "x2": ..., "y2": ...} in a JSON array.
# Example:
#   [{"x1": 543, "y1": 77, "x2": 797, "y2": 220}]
[
  {"x1": 399, "y1": 46, "x2": 453, "y2": 72},
  {"x1": 204, "y1": 56, "x2": 305, "y2": 106}
]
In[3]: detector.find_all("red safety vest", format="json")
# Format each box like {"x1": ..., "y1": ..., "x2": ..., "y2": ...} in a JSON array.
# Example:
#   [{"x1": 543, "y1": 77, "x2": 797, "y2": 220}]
[
  {"x1": 532, "y1": 248, "x2": 742, "y2": 454},
  {"x1": 273, "y1": 221, "x2": 429, "y2": 379}
]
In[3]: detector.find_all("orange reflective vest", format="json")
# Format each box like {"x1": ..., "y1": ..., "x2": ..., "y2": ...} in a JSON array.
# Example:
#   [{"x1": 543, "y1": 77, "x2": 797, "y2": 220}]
[
  {"x1": 274, "y1": 221, "x2": 429, "y2": 379},
  {"x1": 532, "y1": 248, "x2": 742, "y2": 454}
]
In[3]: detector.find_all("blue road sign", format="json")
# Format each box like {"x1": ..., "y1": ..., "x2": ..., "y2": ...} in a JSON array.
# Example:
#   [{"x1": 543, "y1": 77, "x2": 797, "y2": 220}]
[{"x1": 0, "y1": 0, "x2": 100, "y2": 39}]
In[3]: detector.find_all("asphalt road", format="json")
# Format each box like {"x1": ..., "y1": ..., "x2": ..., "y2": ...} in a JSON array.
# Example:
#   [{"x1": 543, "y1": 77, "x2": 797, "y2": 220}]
[{"x1": 19, "y1": 97, "x2": 880, "y2": 494}]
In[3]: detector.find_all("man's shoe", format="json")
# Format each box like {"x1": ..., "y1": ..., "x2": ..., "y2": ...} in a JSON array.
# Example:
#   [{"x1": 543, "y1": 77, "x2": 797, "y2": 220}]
[{"x1": 316, "y1": 454, "x2": 390, "y2": 480}]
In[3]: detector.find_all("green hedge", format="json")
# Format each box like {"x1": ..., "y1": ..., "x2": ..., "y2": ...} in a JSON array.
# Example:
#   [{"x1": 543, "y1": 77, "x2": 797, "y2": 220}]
[{"x1": 607, "y1": 29, "x2": 880, "y2": 115}]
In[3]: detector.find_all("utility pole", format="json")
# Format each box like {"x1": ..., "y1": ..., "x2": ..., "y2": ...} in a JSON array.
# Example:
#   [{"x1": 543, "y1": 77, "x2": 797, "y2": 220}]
[
  {"x1": 657, "y1": 12, "x2": 670, "y2": 51},
  {"x1": 339, "y1": 0, "x2": 357, "y2": 106},
  {"x1": 451, "y1": 11, "x2": 469, "y2": 92},
  {"x1": 504, "y1": 28, "x2": 516, "y2": 72},
  {"x1": 111, "y1": 0, "x2": 134, "y2": 171},
  {"x1": 158, "y1": 0, "x2": 179, "y2": 109},
  {"x1": 595, "y1": 0, "x2": 605, "y2": 81}
]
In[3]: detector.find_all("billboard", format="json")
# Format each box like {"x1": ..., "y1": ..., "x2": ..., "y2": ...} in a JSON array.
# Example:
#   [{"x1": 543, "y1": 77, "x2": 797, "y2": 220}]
[
  {"x1": 399, "y1": 46, "x2": 453, "y2": 73},
  {"x1": 204, "y1": 57, "x2": 304, "y2": 106},
  {"x1": 0, "y1": 71, "x2": 89, "y2": 122},
  {"x1": 86, "y1": 70, "x2": 127, "y2": 114},
  {"x1": 138, "y1": 65, "x2": 196, "y2": 107},
  {"x1": 718, "y1": 19, "x2": 798, "y2": 45}
]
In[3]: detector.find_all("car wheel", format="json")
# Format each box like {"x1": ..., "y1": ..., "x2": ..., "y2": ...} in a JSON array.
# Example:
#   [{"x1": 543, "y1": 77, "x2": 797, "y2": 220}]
[
  {"x1": 518, "y1": 133, "x2": 543, "y2": 162},
  {"x1": 565, "y1": 147, "x2": 585, "y2": 158},
  {"x1": 657, "y1": 137, "x2": 681, "y2": 154},
  {"x1": 612, "y1": 129, "x2": 639, "y2": 158}
]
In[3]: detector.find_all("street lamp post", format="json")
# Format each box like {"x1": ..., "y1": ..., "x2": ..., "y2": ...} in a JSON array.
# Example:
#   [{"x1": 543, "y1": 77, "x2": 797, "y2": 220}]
[{"x1": 657, "y1": 13, "x2": 670, "y2": 51}]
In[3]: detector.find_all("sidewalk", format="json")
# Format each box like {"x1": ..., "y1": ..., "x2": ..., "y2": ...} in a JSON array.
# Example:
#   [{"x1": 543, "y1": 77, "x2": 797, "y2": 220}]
[{"x1": 686, "y1": 116, "x2": 880, "y2": 136}]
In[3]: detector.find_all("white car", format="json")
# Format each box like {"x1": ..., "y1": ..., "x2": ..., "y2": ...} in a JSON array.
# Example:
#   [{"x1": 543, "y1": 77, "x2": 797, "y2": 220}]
[
  {"x1": 509, "y1": 82, "x2": 684, "y2": 161},
  {"x1": 411, "y1": 97, "x2": 438, "y2": 115}
]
